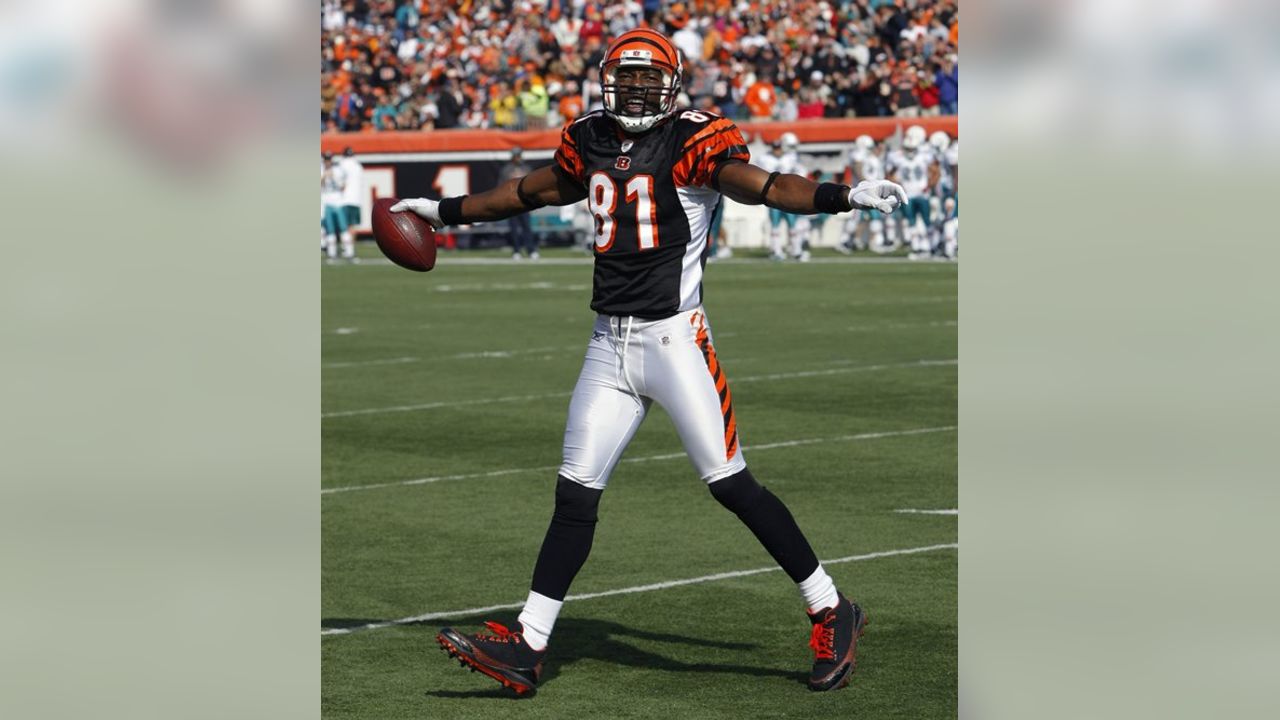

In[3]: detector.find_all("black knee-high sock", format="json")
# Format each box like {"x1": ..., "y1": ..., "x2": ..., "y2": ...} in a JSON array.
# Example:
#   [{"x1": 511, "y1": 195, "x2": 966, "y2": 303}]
[
  {"x1": 709, "y1": 468, "x2": 820, "y2": 582},
  {"x1": 529, "y1": 476, "x2": 603, "y2": 601}
]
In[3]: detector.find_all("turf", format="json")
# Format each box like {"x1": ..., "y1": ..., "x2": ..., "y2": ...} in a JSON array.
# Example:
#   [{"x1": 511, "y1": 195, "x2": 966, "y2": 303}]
[{"x1": 322, "y1": 245, "x2": 957, "y2": 718}]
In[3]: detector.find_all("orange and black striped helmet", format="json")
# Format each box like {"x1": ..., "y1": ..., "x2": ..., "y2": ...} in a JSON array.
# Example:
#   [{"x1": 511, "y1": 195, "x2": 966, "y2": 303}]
[{"x1": 599, "y1": 29, "x2": 683, "y2": 133}]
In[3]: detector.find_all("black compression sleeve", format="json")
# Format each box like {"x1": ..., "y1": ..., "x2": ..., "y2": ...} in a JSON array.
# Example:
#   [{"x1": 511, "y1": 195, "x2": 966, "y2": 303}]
[
  {"x1": 814, "y1": 182, "x2": 853, "y2": 214},
  {"x1": 438, "y1": 196, "x2": 467, "y2": 226}
]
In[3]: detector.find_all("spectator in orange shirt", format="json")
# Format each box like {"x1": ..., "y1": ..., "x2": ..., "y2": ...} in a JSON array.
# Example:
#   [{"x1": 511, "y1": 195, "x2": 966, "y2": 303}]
[{"x1": 744, "y1": 77, "x2": 777, "y2": 119}]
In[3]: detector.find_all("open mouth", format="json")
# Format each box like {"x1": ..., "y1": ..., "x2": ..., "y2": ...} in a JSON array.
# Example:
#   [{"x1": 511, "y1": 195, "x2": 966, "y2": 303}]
[{"x1": 623, "y1": 97, "x2": 648, "y2": 114}]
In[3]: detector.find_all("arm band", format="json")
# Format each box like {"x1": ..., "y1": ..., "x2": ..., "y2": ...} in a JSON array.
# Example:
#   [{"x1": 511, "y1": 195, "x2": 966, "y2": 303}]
[
  {"x1": 814, "y1": 182, "x2": 853, "y2": 214},
  {"x1": 710, "y1": 159, "x2": 743, "y2": 192},
  {"x1": 516, "y1": 176, "x2": 546, "y2": 210},
  {"x1": 759, "y1": 171, "x2": 781, "y2": 204},
  {"x1": 438, "y1": 196, "x2": 467, "y2": 226}
]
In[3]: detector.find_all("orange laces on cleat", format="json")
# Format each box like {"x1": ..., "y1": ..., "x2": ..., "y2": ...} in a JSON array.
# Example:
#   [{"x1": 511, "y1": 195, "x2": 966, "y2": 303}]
[
  {"x1": 809, "y1": 616, "x2": 836, "y2": 661},
  {"x1": 479, "y1": 621, "x2": 523, "y2": 644}
]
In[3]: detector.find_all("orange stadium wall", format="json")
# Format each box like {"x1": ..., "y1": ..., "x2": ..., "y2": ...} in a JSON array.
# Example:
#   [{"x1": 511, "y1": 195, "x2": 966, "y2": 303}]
[
  {"x1": 321, "y1": 117, "x2": 957, "y2": 155},
  {"x1": 323, "y1": 117, "x2": 957, "y2": 249}
]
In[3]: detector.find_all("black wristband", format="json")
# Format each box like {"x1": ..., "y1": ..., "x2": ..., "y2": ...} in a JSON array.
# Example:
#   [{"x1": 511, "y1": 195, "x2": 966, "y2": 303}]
[
  {"x1": 438, "y1": 196, "x2": 467, "y2": 226},
  {"x1": 516, "y1": 177, "x2": 546, "y2": 210},
  {"x1": 814, "y1": 182, "x2": 852, "y2": 214},
  {"x1": 759, "y1": 171, "x2": 781, "y2": 203}
]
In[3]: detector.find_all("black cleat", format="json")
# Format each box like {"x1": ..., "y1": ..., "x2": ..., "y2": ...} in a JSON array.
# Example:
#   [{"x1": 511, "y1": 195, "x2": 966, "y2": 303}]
[
  {"x1": 436, "y1": 621, "x2": 546, "y2": 696},
  {"x1": 806, "y1": 593, "x2": 869, "y2": 691}
]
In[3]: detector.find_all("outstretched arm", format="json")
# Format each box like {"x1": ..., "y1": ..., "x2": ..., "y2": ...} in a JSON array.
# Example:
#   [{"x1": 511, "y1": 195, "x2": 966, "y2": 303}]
[
  {"x1": 391, "y1": 165, "x2": 588, "y2": 228},
  {"x1": 715, "y1": 160, "x2": 906, "y2": 214}
]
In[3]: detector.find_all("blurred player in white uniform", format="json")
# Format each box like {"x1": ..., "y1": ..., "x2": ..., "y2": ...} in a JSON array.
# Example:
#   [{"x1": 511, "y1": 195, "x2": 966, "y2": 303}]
[
  {"x1": 941, "y1": 196, "x2": 958, "y2": 260},
  {"x1": 840, "y1": 135, "x2": 897, "y2": 254},
  {"x1": 338, "y1": 147, "x2": 365, "y2": 261},
  {"x1": 887, "y1": 126, "x2": 939, "y2": 260},
  {"x1": 321, "y1": 151, "x2": 348, "y2": 261},
  {"x1": 757, "y1": 133, "x2": 807, "y2": 261}
]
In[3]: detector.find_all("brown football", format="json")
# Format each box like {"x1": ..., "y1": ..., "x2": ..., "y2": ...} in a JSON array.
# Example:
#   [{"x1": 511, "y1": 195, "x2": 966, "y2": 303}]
[{"x1": 371, "y1": 197, "x2": 437, "y2": 272}]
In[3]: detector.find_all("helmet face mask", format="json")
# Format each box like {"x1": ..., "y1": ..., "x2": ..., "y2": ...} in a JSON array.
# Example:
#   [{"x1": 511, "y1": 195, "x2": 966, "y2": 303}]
[{"x1": 600, "y1": 31, "x2": 683, "y2": 134}]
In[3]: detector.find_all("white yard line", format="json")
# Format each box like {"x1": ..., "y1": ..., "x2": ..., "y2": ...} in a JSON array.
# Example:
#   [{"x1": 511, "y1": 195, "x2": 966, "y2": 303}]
[
  {"x1": 321, "y1": 358, "x2": 956, "y2": 418},
  {"x1": 321, "y1": 542, "x2": 958, "y2": 637},
  {"x1": 895, "y1": 509, "x2": 959, "y2": 515},
  {"x1": 323, "y1": 356, "x2": 420, "y2": 369},
  {"x1": 321, "y1": 425, "x2": 956, "y2": 495},
  {"x1": 321, "y1": 392, "x2": 574, "y2": 419}
]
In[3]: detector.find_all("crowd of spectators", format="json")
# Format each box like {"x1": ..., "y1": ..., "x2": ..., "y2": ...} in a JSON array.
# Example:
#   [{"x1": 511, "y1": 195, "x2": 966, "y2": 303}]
[{"x1": 321, "y1": 0, "x2": 958, "y2": 133}]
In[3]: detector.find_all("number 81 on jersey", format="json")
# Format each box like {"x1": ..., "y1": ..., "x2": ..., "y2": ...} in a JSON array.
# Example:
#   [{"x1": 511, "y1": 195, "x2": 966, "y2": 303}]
[{"x1": 588, "y1": 171, "x2": 659, "y2": 253}]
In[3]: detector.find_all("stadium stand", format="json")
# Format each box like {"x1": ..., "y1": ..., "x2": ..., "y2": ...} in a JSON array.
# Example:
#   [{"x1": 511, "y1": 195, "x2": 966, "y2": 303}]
[{"x1": 321, "y1": 0, "x2": 957, "y2": 132}]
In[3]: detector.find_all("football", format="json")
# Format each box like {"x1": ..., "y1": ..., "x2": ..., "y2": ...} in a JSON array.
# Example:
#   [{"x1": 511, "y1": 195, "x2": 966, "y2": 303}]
[{"x1": 371, "y1": 197, "x2": 437, "y2": 272}]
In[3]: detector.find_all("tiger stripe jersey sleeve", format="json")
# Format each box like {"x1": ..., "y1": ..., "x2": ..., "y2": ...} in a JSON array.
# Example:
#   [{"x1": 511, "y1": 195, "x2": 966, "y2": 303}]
[
  {"x1": 554, "y1": 119, "x2": 588, "y2": 187},
  {"x1": 673, "y1": 117, "x2": 751, "y2": 188}
]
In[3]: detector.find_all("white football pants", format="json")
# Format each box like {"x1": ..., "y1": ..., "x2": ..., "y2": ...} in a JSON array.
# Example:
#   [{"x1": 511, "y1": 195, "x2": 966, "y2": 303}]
[{"x1": 559, "y1": 308, "x2": 748, "y2": 490}]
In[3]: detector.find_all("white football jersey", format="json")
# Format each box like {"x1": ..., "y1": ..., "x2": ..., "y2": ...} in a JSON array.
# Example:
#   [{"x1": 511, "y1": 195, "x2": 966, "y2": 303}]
[
  {"x1": 857, "y1": 152, "x2": 885, "y2": 182},
  {"x1": 889, "y1": 148, "x2": 934, "y2": 197},
  {"x1": 757, "y1": 150, "x2": 801, "y2": 175},
  {"x1": 339, "y1": 157, "x2": 364, "y2": 206},
  {"x1": 322, "y1": 163, "x2": 346, "y2": 206}
]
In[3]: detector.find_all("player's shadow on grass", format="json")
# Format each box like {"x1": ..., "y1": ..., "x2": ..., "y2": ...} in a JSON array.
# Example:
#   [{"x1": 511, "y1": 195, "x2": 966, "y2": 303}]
[{"x1": 323, "y1": 615, "x2": 806, "y2": 698}]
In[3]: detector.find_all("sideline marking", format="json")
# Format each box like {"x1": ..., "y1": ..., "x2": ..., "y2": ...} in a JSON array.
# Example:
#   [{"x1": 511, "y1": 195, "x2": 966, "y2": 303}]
[
  {"x1": 321, "y1": 425, "x2": 957, "y2": 495},
  {"x1": 321, "y1": 358, "x2": 956, "y2": 418},
  {"x1": 895, "y1": 509, "x2": 959, "y2": 515},
  {"x1": 321, "y1": 543, "x2": 958, "y2": 636}
]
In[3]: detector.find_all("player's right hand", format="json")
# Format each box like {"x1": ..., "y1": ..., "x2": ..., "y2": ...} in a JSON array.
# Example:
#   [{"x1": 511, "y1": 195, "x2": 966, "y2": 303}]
[
  {"x1": 389, "y1": 198, "x2": 445, "y2": 229},
  {"x1": 849, "y1": 180, "x2": 907, "y2": 214}
]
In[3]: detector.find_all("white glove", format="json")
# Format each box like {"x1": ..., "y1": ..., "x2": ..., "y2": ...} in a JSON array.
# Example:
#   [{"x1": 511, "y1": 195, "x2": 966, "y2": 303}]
[
  {"x1": 848, "y1": 180, "x2": 907, "y2": 213},
  {"x1": 389, "y1": 198, "x2": 445, "y2": 229}
]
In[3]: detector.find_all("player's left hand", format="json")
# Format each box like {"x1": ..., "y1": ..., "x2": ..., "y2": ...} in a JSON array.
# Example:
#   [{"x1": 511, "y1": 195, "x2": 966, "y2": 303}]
[{"x1": 849, "y1": 180, "x2": 907, "y2": 213}]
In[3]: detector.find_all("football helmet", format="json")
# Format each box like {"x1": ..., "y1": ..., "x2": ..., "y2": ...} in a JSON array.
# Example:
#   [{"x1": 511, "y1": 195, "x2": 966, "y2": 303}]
[
  {"x1": 599, "y1": 29, "x2": 683, "y2": 134},
  {"x1": 902, "y1": 126, "x2": 924, "y2": 152},
  {"x1": 780, "y1": 132, "x2": 800, "y2": 152},
  {"x1": 929, "y1": 131, "x2": 951, "y2": 154},
  {"x1": 855, "y1": 135, "x2": 875, "y2": 152}
]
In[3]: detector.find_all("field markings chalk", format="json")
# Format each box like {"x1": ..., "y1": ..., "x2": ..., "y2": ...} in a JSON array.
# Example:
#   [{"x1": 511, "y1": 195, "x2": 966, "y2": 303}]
[
  {"x1": 321, "y1": 542, "x2": 957, "y2": 636},
  {"x1": 321, "y1": 392, "x2": 574, "y2": 419},
  {"x1": 321, "y1": 425, "x2": 956, "y2": 495},
  {"x1": 895, "y1": 509, "x2": 959, "y2": 515},
  {"x1": 322, "y1": 358, "x2": 956, "y2": 418},
  {"x1": 323, "y1": 356, "x2": 421, "y2": 369}
]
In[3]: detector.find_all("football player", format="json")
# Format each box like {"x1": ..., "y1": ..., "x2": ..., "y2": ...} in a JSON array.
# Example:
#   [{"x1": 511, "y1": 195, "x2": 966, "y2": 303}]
[
  {"x1": 887, "y1": 125, "x2": 939, "y2": 260},
  {"x1": 840, "y1": 135, "x2": 897, "y2": 254},
  {"x1": 320, "y1": 151, "x2": 348, "y2": 262},
  {"x1": 392, "y1": 28, "x2": 905, "y2": 696},
  {"x1": 338, "y1": 147, "x2": 364, "y2": 261},
  {"x1": 756, "y1": 138, "x2": 803, "y2": 261}
]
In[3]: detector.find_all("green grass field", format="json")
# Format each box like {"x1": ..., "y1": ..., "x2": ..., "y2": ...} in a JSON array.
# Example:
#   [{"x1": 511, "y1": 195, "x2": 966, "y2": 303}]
[{"x1": 322, "y1": 245, "x2": 957, "y2": 718}]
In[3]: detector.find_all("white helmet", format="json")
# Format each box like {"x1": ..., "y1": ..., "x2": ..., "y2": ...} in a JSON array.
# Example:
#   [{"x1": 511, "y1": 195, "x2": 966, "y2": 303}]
[
  {"x1": 929, "y1": 131, "x2": 951, "y2": 153},
  {"x1": 905, "y1": 125, "x2": 927, "y2": 148},
  {"x1": 855, "y1": 135, "x2": 875, "y2": 152},
  {"x1": 780, "y1": 132, "x2": 800, "y2": 151}
]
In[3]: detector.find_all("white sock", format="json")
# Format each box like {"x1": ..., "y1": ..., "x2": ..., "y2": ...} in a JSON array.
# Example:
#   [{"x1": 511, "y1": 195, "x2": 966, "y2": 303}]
[
  {"x1": 340, "y1": 232, "x2": 355, "y2": 258},
  {"x1": 798, "y1": 565, "x2": 840, "y2": 614},
  {"x1": 516, "y1": 590, "x2": 562, "y2": 651},
  {"x1": 323, "y1": 234, "x2": 337, "y2": 258}
]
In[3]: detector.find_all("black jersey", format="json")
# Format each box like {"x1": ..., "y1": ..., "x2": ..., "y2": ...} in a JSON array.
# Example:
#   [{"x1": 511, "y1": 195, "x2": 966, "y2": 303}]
[{"x1": 554, "y1": 109, "x2": 750, "y2": 319}]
